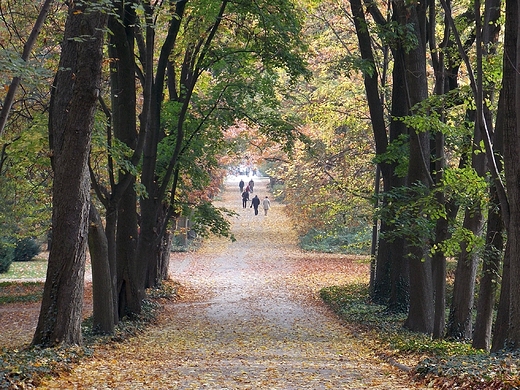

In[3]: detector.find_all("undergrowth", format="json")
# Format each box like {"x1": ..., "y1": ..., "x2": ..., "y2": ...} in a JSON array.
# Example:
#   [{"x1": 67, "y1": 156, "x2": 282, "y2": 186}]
[
  {"x1": 320, "y1": 284, "x2": 520, "y2": 389},
  {"x1": 300, "y1": 227, "x2": 371, "y2": 255},
  {"x1": 0, "y1": 281, "x2": 179, "y2": 389},
  {"x1": 0, "y1": 281, "x2": 43, "y2": 304}
]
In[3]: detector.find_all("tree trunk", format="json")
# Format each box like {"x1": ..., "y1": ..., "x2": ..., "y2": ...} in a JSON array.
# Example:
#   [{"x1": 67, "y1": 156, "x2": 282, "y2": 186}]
[
  {"x1": 349, "y1": 0, "x2": 404, "y2": 307},
  {"x1": 473, "y1": 13, "x2": 505, "y2": 345},
  {"x1": 355, "y1": 13, "x2": 409, "y2": 310},
  {"x1": 105, "y1": 206, "x2": 119, "y2": 325},
  {"x1": 385, "y1": 49, "x2": 409, "y2": 313},
  {"x1": 473, "y1": 183, "x2": 503, "y2": 350},
  {"x1": 432, "y1": 131, "x2": 448, "y2": 339},
  {"x1": 504, "y1": 0, "x2": 520, "y2": 348},
  {"x1": 106, "y1": 2, "x2": 141, "y2": 319},
  {"x1": 491, "y1": 0, "x2": 517, "y2": 352},
  {"x1": 491, "y1": 1, "x2": 516, "y2": 350},
  {"x1": 32, "y1": 1, "x2": 107, "y2": 347},
  {"x1": 88, "y1": 202, "x2": 115, "y2": 335},
  {"x1": 145, "y1": 203, "x2": 167, "y2": 288},
  {"x1": 158, "y1": 232, "x2": 172, "y2": 282},
  {"x1": 138, "y1": 0, "x2": 189, "y2": 300},
  {"x1": 446, "y1": 0, "x2": 501, "y2": 342},
  {"x1": 491, "y1": 241, "x2": 511, "y2": 351},
  {"x1": 446, "y1": 211, "x2": 483, "y2": 340},
  {"x1": 393, "y1": 0, "x2": 434, "y2": 334},
  {"x1": 446, "y1": 131, "x2": 485, "y2": 340}
]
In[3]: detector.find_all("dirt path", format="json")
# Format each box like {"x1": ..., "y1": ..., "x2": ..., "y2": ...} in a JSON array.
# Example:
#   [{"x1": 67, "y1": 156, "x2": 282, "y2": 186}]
[{"x1": 39, "y1": 176, "x2": 418, "y2": 389}]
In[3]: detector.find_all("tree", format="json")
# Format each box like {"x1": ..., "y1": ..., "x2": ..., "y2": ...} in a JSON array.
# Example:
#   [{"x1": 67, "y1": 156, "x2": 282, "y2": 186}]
[
  {"x1": 348, "y1": 0, "x2": 410, "y2": 311},
  {"x1": 88, "y1": 201, "x2": 114, "y2": 334},
  {"x1": 446, "y1": 0, "x2": 501, "y2": 342},
  {"x1": 32, "y1": 0, "x2": 108, "y2": 347},
  {"x1": 0, "y1": 0, "x2": 54, "y2": 136},
  {"x1": 86, "y1": 0, "x2": 309, "y2": 323},
  {"x1": 499, "y1": 0, "x2": 520, "y2": 350},
  {"x1": 391, "y1": 0, "x2": 433, "y2": 334},
  {"x1": 0, "y1": 1, "x2": 61, "y2": 244}
]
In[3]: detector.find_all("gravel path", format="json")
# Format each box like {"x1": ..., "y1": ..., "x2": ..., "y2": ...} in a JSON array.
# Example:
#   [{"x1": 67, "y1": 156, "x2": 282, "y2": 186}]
[{"x1": 39, "y1": 176, "x2": 419, "y2": 389}]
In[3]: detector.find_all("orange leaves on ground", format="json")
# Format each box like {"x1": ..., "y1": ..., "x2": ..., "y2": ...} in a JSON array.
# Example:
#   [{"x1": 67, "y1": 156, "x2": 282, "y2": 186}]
[{"x1": 38, "y1": 177, "x2": 414, "y2": 389}]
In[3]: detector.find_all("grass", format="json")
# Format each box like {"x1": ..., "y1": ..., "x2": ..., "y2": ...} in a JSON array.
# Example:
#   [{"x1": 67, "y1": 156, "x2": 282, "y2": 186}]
[
  {"x1": 0, "y1": 281, "x2": 44, "y2": 304},
  {"x1": 0, "y1": 257, "x2": 48, "y2": 281},
  {"x1": 0, "y1": 256, "x2": 48, "y2": 304},
  {"x1": 320, "y1": 283, "x2": 520, "y2": 389}
]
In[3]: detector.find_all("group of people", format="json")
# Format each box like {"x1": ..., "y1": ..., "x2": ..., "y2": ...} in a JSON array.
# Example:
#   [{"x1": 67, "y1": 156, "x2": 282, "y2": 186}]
[{"x1": 239, "y1": 178, "x2": 271, "y2": 216}]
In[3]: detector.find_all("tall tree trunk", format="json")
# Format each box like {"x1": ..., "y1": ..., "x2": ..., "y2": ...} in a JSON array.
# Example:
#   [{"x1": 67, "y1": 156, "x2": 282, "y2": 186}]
[
  {"x1": 431, "y1": 129, "x2": 448, "y2": 339},
  {"x1": 137, "y1": 0, "x2": 188, "y2": 300},
  {"x1": 88, "y1": 202, "x2": 115, "y2": 334},
  {"x1": 473, "y1": 183, "x2": 503, "y2": 350},
  {"x1": 446, "y1": 209, "x2": 483, "y2": 340},
  {"x1": 446, "y1": 0, "x2": 501, "y2": 342},
  {"x1": 385, "y1": 49, "x2": 409, "y2": 313},
  {"x1": 32, "y1": 1, "x2": 107, "y2": 347},
  {"x1": 446, "y1": 129, "x2": 486, "y2": 339},
  {"x1": 429, "y1": 8, "x2": 447, "y2": 338},
  {"x1": 361, "y1": 0, "x2": 410, "y2": 311},
  {"x1": 491, "y1": 0, "x2": 517, "y2": 352},
  {"x1": 107, "y1": 2, "x2": 140, "y2": 319},
  {"x1": 393, "y1": 0, "x2": 434, "y2": 334},
  {"x1": 473, "y1": 8, "x2": 505, "y2": 345},
  {"x1": 105, "y1": 207, "x2": 118, "y2": 325},
  {"x1": 145, "y1": 203, "x2": 167, "y2": 288},
  {"x1": 491, "y1": 241, "x2": 511, "y2": 351},
  {"x1": 349, "y1": 0, "x2": 404, "y2": 308},
  {"x1": 504, "y1": 0, "x2": 520, "y2": 349}
]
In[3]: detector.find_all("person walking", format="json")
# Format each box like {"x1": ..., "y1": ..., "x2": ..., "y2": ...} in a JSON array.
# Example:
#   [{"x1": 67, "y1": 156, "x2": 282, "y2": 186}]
[
  {"x1": 262, "y1": 196, "x2": 271, "y2": 216},
  {"x1": 242, "y1": 190, "x2": 249, "y2": 208},
  {"x1": 248, "y1": 179, "x2": 255, "y2": 193},
  {"x1": 250, "y1": 195, "x2": 260, "y2": 215},
  {"x1": 239, "y1": 179, "x2": 244, "y2": 193}
]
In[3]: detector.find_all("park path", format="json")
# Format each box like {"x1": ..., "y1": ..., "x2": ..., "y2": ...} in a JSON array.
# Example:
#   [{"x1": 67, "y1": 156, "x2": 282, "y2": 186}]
[{"x1": 40, "y1": 176, "x2": 418, "y2": 389}]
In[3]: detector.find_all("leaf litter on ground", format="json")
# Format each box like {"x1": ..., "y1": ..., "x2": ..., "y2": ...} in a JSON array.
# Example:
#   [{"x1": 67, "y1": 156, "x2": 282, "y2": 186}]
[{"x1": 4, "y1": 176, "x2": 420, "y2": 389}]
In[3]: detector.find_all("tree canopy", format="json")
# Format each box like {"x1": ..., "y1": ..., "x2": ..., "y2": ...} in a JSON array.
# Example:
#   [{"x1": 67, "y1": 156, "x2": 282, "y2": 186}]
[{"x1": 1, "y1": 0, "x2": 520, "y2": 356}]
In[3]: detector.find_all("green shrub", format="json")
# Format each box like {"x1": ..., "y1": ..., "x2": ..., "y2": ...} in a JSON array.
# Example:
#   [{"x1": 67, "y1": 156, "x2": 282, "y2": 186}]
[
  {"x1": 0, "y1": 239, "x2": 15, "y2": 274},
  {"x1": 300, "y1": 226, "x2": 371, "y2": 255},
  {"x1": 14, "y1": 237, "x2": 41, "y2": 262}
]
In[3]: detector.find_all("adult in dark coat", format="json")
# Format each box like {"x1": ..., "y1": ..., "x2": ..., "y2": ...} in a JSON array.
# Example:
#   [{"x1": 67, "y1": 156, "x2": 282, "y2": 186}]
[
  {"x1": 250, "y1": 195, "x2": 260, "y2": 215},
  {"x1": 239, "y1": 179, "x2": 244, "y2": 192},
  {"x1": 242, "y1": 190, "x2": 249, "y2": 208}
]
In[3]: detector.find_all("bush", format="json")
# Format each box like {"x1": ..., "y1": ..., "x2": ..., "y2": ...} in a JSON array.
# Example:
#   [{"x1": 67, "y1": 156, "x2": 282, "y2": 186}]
[
  {"x1": 0, "y1": 239, "x2": 15, "y2": 273},
  {"x1": 300, "y1": 226, "x2": 371, "y2": 255},
  {"x1": 14, "y1": 237, "x2": 41, "y2": 262}
]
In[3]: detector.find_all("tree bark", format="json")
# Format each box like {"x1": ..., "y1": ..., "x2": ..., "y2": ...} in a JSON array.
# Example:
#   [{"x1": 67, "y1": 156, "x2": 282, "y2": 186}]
[
  {"x1": 393, "y1": 0, "x2": 434, "y2": 334},
  {"x1": 473, "y1": 0, "x2": 505, "y2": 345},
  {"x1": 353, "y1": 0, "x2": 409, "y2": 311},
  {"x1": 32, "y1": 1, "x2": 107, "y2": 347},
  {"x1": 385, "y1": 48, "x2": 409, "y2": 313},
  {"x1": 491, "y1": 1, "x2": 516, "y2": 351},
  {"x1": 473, "y1": 182, "x2": 503, "y2": 350},
  {"x1": 446, "y1": 0, "x2": 500, "y2": 343},
  {"x1": 491, "y1": 242, "x2": 511, "y2": 351},
  {"x1": 107, "y1": 1, "x2": 141, "y2": 319},
  {"x1": 504, "y1": 0, "x2": 520, "y2": 349},
  {"x1": 88, "y1": 202, "x2": 115, "y2": 334}
]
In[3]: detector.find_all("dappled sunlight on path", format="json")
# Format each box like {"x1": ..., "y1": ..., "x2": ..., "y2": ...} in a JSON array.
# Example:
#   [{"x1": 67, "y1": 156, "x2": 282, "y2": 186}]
[{"x1": 40, "y1": 175, "x2": 418, "y2": 389}]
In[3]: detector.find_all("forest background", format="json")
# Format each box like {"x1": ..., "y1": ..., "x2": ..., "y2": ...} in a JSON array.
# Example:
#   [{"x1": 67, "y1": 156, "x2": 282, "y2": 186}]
[{"x1": 1, "y1": 0, "x2": 520, "y2": 388}]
